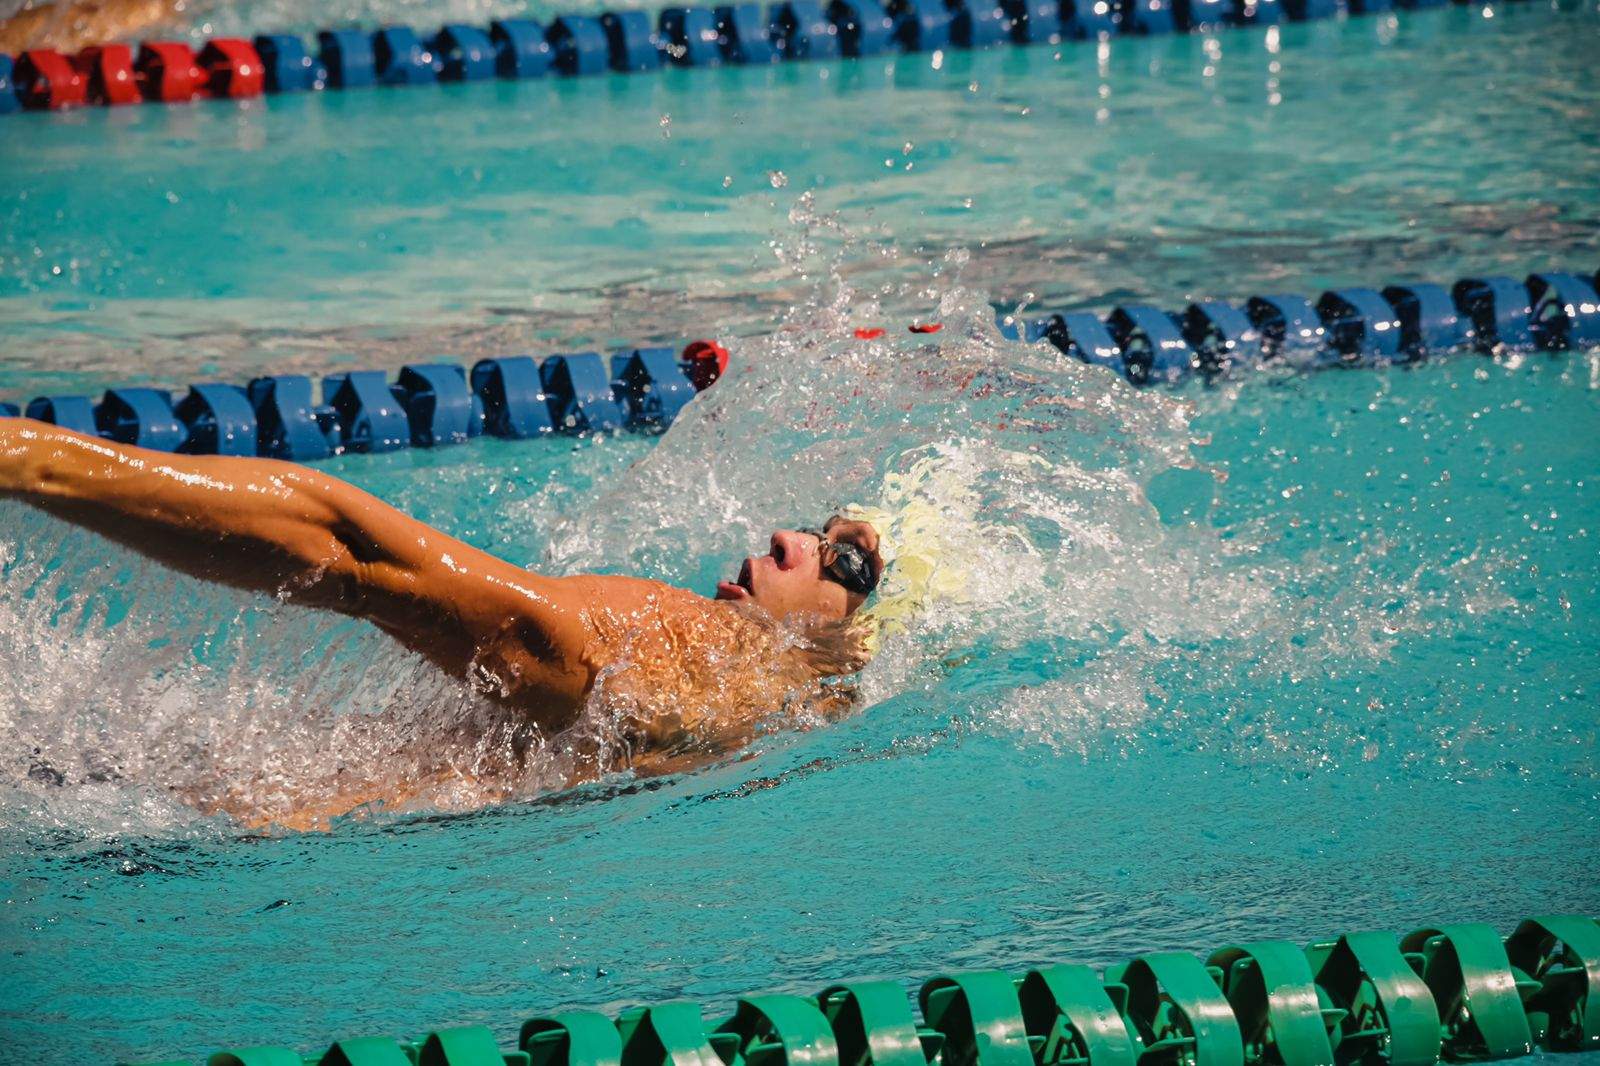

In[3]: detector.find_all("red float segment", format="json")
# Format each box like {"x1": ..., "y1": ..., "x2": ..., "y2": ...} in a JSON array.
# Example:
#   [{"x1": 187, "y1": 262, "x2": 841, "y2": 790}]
[
  {"x1": 136, "y1": 42, "x2": 204, "y2": 102},
  {"x1": 854, "y1": 327, "x2": 887, "y2": 340},
  {"x1": 15, "y1": 50, "x2": 87, "y2": 109},
  {"x1": 908, "y1": 322, "x2": 942, "y2": 334},
  {"x1": 199, "y1": 38, "x2": 264, "y2": 97},
  {"x1": 681, "y1": 340, "x2": 729, "y2": 391},
  {"x1": 74, "y1": 44, "x2": 140, "y2": 106}
]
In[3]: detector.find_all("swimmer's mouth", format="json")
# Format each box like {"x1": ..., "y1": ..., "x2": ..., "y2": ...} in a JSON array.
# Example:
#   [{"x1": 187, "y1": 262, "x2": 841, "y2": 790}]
[{"x1": 715, "y1": 559, "x2": 754, "y2": 602}]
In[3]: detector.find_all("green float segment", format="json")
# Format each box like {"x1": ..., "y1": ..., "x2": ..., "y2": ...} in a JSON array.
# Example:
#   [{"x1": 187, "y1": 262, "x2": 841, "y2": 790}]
[{"x1": 128, "y1": 915, "x2": 1600, "y2": 1066}]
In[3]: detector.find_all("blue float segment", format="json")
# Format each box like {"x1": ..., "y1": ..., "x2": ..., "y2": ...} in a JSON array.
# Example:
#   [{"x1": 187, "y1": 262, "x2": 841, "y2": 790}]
[
  {"x1": 318, "y1": 30, "x2": 377, "y2": 88},
  {"x1": 1317, "y1": 288, "x2": 1403, "y2": 362},
  {"x1": 1062, "y1": 0, "x2": 1117, "y2": 36},
  {"x1": 0, "y1": 402, "x2": 18, "y2": 418},
  {"x1": 541, "y1": 354, "x2": 626, "y2": 433},
  {"x1": 1452, "y1": 276, "x2": 1534, "y2": 351},
  {"x1": 1107, "y1": 305, "x2": 1193, "y2": 382},
  {"x1": 770, "y1": 0, "x2": 843, "y2": 59},
  {"x1": 1182, "y1": 301, "x2": 1262, "y2": 371},
  {"x1": 951, "y1": 0, "x2": 1010, "y2": 46},
  {"x1": 0, "y1": 54, "x2": 17, "y2": 115},
  {"x1": 891, "y1": 0, "x2": 955, "y2": 49},
  {"x1": 715, "y1": 4, "x2": 780, "y2": 61},
  {"x1": 1177, "y1": 0, "x2": 1231, "y2": 28},
  {"x1": 24, "y1": 395, "x2": 98, "y2": 436},
  {"x1": 1119, "y1": 0, "x2": 1176, "y2": 33},
  {"x1": 1280, "y1": 0, "x2": 1337, "y2": 17},
  {"x1": 174, "y1": 384, "x2": 257, "y2": 456},
  {"x1": 432, "y1": 25, "x2": 496, "y2": 80},
  {"x1": 1347, "y1": 0, "x2": 1390, "y2": 11},
  {"x1": 395, "y1": 364, "x2": 477, "y2": 447},
  {"x1": 1252, "y1": 0, "x2": 1284, "y2": 20},
  {"x1": 322, "y1": 371, "x2": 409, "y2": 453},
  {"x1": 1381, "y1": 283, "x2": 1470, "y2": 358},
  {"x1": 471, "y1": 357, "x2": 554, "y2": 438},
  {"x1": 372, "y1": 27, "x2": 437, "y2": 85},
  {"x1": 600, "y1": 11, "x2": 663, "y2": 71},
  {"x1": 254, "y1": 35, "x2": 322, "y2": 91},
  {"x1": 490, "y1": 19, "x2": 553, "y2": 77},
  {"x1": 549, "y1": 17, "x2": 610, "y2": 75},
  {"x1": 1246, "y1": 293, "x2": 1330, "y2": 363},
  {"x1": 247, "y1": 376, "x2": 335, "y2": 461},
  {"x1": 827, "y1": 0, "x2": 897, "y2": 54},
  {"x1": 996, "y1": 311, "x2": 1056, "y2": 342},
  {"x1": 1000, "y1": 0, "x2": 1063, "y2": 42},
  {"x1": 660, "y1": 8, "x2": 724, "y2": 64},
  {"x1": 611, "y1": 348, "x2": 696, "y2": 427},
  {"x1": 1233, "y1": 0, "x2": 1283, "y2": 23},
  {"x1": 1527, "y1": 272, "x2": 1600, "y2": 351},
  {"x1": 1048, "y1": 312, "x2": 1125, "y2": 373}
]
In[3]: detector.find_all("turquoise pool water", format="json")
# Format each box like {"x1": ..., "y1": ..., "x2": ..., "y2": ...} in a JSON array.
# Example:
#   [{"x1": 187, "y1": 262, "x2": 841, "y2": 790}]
[{"x1": 2, "y1": 4, "x2": 1599, "y2": 1063}]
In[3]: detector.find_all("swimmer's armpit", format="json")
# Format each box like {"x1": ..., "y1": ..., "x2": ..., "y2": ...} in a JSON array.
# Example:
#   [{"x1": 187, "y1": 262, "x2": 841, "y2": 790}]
[{"x1": 0, "y1": 419, "x2": 597, "y2": 712}]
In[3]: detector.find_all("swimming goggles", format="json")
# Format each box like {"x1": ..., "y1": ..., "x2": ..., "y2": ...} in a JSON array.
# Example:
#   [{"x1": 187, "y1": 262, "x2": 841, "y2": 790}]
[{"x1": 799, "y1": 526, "x2": 880, "y2": 596}]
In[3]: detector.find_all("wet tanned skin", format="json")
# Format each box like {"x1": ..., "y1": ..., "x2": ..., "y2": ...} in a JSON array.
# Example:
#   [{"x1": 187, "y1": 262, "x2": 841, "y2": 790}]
[
  {"x1": 0, "y1": 0, "x2": 185, "y2": 56},
  {"x1": 0, "y1": 419, "x2": 882, "y2": 828}
]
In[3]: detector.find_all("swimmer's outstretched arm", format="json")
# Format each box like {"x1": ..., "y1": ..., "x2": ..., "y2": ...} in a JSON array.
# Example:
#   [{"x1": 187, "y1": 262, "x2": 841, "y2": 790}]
[{"x1": 0, "y1": 419, "x2": 605, "y2": 712}]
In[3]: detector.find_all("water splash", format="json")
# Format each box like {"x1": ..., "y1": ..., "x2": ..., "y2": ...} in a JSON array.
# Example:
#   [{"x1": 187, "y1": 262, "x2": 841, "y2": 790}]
[{"x1": 0, "y1": 197, "x2": 1525, "y2": 839}]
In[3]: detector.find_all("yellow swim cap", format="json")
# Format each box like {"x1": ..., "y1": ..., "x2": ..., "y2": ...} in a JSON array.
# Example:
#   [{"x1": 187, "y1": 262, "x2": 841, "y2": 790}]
[{"x1": 841, "y1": 446, "x2": 982, "y2": 650}]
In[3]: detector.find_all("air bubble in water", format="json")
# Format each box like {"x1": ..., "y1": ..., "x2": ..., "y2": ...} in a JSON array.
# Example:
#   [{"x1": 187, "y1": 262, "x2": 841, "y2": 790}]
[{"x1": 768, "y1": 170, "x2": 788, "y2": 188}]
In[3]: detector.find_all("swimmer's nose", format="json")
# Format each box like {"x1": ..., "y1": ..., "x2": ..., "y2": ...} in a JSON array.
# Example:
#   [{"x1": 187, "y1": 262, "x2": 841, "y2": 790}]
[{"x1": 770, "y1": 529, "x2": 808, "y2": 571}]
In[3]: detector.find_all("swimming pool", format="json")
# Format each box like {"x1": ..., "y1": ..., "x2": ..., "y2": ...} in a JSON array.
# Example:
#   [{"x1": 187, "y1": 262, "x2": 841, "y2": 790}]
[{"x1": 2, "y1": 2, "x2": 1598, "y2": 1063}]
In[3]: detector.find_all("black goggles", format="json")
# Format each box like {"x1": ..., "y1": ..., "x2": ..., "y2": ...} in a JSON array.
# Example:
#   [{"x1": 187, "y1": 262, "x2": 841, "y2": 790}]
[{"x1": 799, "y1": 526, "x2": 879, "y2": 596}]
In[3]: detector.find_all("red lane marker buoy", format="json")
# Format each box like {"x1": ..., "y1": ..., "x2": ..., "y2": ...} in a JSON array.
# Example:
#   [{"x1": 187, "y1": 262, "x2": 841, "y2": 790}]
[
  {"x1": 681, "y1": 339, "x2": 729, "y2": 391},
  {"x1": 854, "y1": 327, "x2": 887, "y2": 340},
  {"x1": 135, "y1": 42, "x2": 205, "y2": 102},
  {"x1": 16, "y1": 50, "x2": 87, "y2": 110},
  {"x1": 75, "y1": 45, "x2": 139, "y2": 106},
  {"x1": 908, "y1": 322, "x2": 942, "y2": 334},
  {"x1": 199, "y1": 38, "x2": 265, "y2": 98}
]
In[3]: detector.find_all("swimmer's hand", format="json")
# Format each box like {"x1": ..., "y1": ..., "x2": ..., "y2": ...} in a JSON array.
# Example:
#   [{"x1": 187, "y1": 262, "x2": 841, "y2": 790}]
[{"x1": 0, "y1": 418, "x2": 602, "y2": 723}]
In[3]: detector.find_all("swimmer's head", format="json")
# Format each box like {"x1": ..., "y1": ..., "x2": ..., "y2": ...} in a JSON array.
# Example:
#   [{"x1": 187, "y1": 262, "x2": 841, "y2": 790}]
[{"x1": 715, "y1": 515, "x2": 884, "y2": 622}]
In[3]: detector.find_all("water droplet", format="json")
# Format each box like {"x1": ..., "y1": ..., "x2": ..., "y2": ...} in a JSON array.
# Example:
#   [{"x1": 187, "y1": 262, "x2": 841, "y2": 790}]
[
  {"x1": 767, "y1": 170, "x2": 788, "y2": 189},
  {"x1": 722, "y1": 175, "x2": 733, "y2": 188}
]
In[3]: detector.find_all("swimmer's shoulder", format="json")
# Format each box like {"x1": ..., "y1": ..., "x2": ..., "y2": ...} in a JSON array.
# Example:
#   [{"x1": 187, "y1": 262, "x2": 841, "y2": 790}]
[{"x1": 551, "y1": 573, "x2": 750, "y2": 636}]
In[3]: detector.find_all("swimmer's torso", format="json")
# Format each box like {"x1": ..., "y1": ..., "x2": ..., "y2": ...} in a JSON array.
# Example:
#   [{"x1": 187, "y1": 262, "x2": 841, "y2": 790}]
[{"x1": 221, "y1": 580, "x2": 855, "y2": 831}]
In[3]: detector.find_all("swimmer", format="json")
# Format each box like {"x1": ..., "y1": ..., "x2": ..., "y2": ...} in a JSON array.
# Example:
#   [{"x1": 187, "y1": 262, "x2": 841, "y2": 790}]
[
  {"x1": 0, "y1": 0, "x2": 183, "y2": 56},
  {"x1": 0, "y1": 418, "x2": 884, "y2": 825}
]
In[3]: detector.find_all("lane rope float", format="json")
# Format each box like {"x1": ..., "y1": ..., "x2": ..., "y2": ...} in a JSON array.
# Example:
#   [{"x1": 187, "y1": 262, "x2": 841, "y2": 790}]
[
  {"x1": 2, "y1": 341, "x2": 729, "y2": 461},
  {"x1": 993, "y1": 265, "x2": 1600, "y2": 384},
  {"x1": 125, "y1": 913, "x2": 1600, "y2": 1066},
  {"x1": 0, "y1": 0, "x2": 1532, "y2": 116},
  {"x1": 5, "y1": 264, "x2": 1596, "y2": 464}
]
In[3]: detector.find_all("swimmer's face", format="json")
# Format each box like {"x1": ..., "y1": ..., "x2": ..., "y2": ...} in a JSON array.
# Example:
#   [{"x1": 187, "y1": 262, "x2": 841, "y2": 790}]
[{"x1": 715, "y1": 516, "x2": 883, "y2": 622}]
